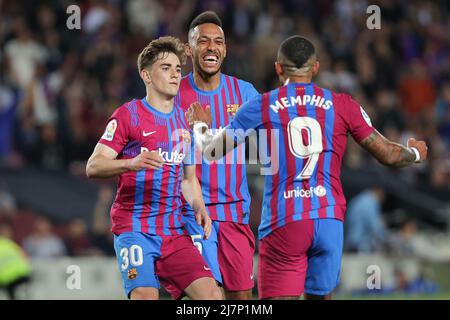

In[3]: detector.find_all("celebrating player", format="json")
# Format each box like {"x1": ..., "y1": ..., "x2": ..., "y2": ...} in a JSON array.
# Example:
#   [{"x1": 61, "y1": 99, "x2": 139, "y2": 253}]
[
  {"x1": 189, "y1": 35, "x2": 428, "y2": 300},
  {"x1": 176, "y1": 11, "x2": 259, "y2": 300},
  {"x1": 86, "y1": 36, "x2": 222, "y2": 300}
]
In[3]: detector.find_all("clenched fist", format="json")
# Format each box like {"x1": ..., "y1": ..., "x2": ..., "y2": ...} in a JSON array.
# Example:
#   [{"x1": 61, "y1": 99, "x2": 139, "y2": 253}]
[{"x1": 407, "y1": 138, "x2": 428, "y2": 163}]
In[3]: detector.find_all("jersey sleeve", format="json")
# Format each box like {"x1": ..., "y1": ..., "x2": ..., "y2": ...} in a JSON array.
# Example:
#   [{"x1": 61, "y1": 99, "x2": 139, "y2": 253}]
[
  {"x1": 229, "y1": 94, "x2": 263, "y2": 143},
  {"x1": 237, "y1": 79, "x2": 260, "y2": 102},
  {"x1": 98, "y1": 106, "x2": 131, "y2": 154},
  {"x1": 341, "y1": 94, "x2": 375, "y2": 143}
]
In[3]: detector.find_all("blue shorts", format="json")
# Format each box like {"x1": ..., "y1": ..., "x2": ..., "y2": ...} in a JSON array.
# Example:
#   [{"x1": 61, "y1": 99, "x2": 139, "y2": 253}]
[
  {"x1": 114, "y1": 232, "x2": 213, "y2": 299},
  {"x1": 258, "y1": 219, "x2": 343, "y2": 298},
  {"x1": 181, "y1": 214, "x2": 223, "y2": 285}
]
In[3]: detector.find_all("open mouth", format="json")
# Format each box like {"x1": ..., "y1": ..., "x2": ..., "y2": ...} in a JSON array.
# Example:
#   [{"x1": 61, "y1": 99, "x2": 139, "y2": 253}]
[{"x1": 202, "y1": 54, "x2": 219, "y2": 67}]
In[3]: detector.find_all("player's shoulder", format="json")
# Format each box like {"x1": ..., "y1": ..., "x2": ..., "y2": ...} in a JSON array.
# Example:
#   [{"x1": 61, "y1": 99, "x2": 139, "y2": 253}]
[
  {"x1": 224, "y1": 74, "x2": 256, "y2": 91},
  {"x1": 262, "y1": 86, "x2": 282, "y2": 100},
  {"x1": 179, "y1": 73, "x2": 193, "y2": 88},
  {"x1": 110, "y1": 99, "x2": 140, "y2": 119},
  {"x1": 317, "y1": 87, "x2": 358, "y2": 111},
  {"x1": 181, "y1": 73, "x2": 191, "y2": 83},
  {"x1": 322, "y1": 88, "x2": 354, "y2": 105},
  {"x1": 331, "y1": 91, "x2": 353, "y2": 103}
]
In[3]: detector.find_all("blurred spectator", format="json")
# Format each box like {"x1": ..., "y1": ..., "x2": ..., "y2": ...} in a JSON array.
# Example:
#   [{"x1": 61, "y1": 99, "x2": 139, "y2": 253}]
[
  {"x1": 82, "y1": 0, "x2": 113, "y2": 34},
  {"x1": 4, "y1": 17, "x2": 48, "y2": 89},
  {"x1": 126, "y1": 0, "x2": 162, "y2": 37},
  {"x1": 387, "y1": 219, "x2": 419, "y2": 257},
  {"x1": 91, "y1": 185, "x2": 115, "y2": 256},
  {"x1": 20, "y1": 63, "x2": 58, "y2": 127},
  {"x1": 22, "y1": 216, "x2": 67, "y2": 258},
  {"x1": 387, "y1": 219, "x2": 444, "y2": 261},
  {"x1": 64, "y1": 217, "x2": 100, "y2": 256},
  {"x1": 435, "y1": 80, "x2": 450, "y2": 151},
  {"x1": 0, "y1": 85, "x2": 19, "y2": 164},
  {"x1": 345, "y1": 187, "x2": 388, "y2": 253},
  {"x1": 374, "y1": 89, "x2": 406, "y2": 134},
  {"x1": 0, "y1": 182, "x2": 17, "y2": 218},
  {"x1": 398, "y1": 59, "x2": 437, "y2": 118},
  {"x1": 0, "y1": 223, "x2": 32, "y2": 299}
]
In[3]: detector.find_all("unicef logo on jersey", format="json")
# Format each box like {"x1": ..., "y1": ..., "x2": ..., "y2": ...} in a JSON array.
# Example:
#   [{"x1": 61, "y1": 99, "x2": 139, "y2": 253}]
[
  {"x1": 313, "y1": 185, "x2": 327, "y2": 197},
  {"x1": 140, "y1": 147, "x2": 185, "y2": 165},
  {"x1": 283, "y1": 185, "x2": 327, "y2": 199}
]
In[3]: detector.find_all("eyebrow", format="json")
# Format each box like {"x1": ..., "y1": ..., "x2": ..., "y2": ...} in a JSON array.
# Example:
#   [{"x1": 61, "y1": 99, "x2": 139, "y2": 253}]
[
  {"x1": 160, "y1": 63, "x2": 181, "y2": 68},
  {"x1": 198, "y1": 35, "x2": 224, "y2": 41}
]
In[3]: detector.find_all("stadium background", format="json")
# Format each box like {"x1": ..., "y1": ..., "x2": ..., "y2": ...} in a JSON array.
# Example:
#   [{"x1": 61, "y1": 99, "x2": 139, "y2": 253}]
[{"x1": 0, "y1": 0, "x2": 449, "y2": 299}]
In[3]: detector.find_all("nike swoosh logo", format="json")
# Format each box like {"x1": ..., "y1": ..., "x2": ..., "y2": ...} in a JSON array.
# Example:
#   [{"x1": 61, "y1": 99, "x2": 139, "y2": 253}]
[
  {"x1": 203, "y1": 266, "x2": 211, "y2": 271},
  {"x1": 143, "y1": 131, "x2": 156, "y2": 137}
]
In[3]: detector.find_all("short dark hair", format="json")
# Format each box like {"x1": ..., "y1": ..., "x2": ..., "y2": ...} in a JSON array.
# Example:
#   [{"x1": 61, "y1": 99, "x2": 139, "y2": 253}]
[
  {"x1": 189, "y1": 11, "x2": 223, "y2": 30},
  {"x1": 278, "y1": 36, "x2": 316, "y2": 68},
  {"x1": 137, "y1": 36, "x2": 186, "y2": 72}
]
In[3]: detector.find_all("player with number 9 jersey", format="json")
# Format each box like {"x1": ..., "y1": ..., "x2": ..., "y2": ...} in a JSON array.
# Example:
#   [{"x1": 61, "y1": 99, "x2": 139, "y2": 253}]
[
  {"x1": 201, "y1": 35, "x2": 427, "y2": 300},
  {"x1": 228, "y1": 38, "x2": 375, "y2": 299}
]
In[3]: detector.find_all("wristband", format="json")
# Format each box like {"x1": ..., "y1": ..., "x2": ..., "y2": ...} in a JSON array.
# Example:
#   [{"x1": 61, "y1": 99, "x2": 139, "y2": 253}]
[
  {"x1": 410, "y1": 147, "x2": 420, "y2": 163},
  {"x1": 193, "y1": 122, "x2": 213, "y2": 148},
  {"x1": 193, "y1": 122, "x2": 208, "y2": 134}
]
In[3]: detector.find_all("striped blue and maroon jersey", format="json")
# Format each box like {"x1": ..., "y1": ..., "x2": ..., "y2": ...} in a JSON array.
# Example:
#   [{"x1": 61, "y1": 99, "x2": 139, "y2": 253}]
[
  {"x1": 176, "y1": 72, "x2": 259, "y2": 224},
  {"x1": 98, "y1": 98, "x2": 194, "y2": 236},
  {"x1": 229, "y1": 82, "x2": 375, "y2": 239}
]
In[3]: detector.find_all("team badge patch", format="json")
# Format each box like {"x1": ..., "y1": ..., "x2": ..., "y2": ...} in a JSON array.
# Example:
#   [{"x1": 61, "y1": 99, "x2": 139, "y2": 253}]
[
  {"x1": 128, "y1": 268, "x2": 137, "y2": 280},
  {"x1": 102, "y1": 119, "x2": 117, "y2": 141},
  {"x1": 226, "y1": 104, "x2": 240, "y2": 116},
  {"x1": 360, "y1": 106, "x2": 372, "y2": 127}
]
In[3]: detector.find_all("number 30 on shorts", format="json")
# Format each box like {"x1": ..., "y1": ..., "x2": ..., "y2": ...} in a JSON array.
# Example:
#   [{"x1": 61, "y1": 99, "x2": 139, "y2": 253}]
[{"x1": 120, "y1": 245, "x2": 143, "y2": 271}]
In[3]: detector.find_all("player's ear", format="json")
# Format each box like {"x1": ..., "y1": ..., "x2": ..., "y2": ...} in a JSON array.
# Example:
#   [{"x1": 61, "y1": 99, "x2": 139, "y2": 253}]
[
  {"x1": 312, "y1": 61, "x2": 320, "y2": 76},
  {"x1": 275, "y1": 62, "x2": 283, "y2": 76},
  {"x1": 140, "y1": 68, "x2": 152, "y2": 85},
  {"x1": 185, "y1": 43, "x2": 193, "y2": 57}
]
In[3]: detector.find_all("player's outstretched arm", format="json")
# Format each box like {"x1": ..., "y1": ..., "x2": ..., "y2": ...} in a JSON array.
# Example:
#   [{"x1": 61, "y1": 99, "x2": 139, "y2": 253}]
[
  {"x1": 86, "y1": 143, "x2": 164, "y2": 178},
  {"x1": 181, "y1": 165, "x2": 211, "y2": 239},
  {"x1": 202, "y1": 127, "x2": 238, "y2": 161},
  {"x1": 359, "y1": 129, "x2": 428, "y2": 168}
]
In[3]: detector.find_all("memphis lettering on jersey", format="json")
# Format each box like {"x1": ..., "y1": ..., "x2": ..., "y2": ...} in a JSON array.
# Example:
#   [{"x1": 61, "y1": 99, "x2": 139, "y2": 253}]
[
  {"x1": 270, "y1": 94, "x2": 333, "y2": 113},
  {"x1": 140, "y1": 147, "x2": 185, "y2": 164}
]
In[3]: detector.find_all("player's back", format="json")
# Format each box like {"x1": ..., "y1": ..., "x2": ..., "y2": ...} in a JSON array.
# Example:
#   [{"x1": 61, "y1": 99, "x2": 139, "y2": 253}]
[{"x1": 231, "y1": 82, "x2": 374, "y2": 239}]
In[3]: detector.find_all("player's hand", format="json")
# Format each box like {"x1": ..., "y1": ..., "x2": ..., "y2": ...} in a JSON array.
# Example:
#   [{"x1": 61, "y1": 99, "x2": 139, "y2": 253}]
[
  {"x1": 127, "y1": 151, "x2": 164, "y2": 171},
  {"x1": 195, "y1": 208, "x2": 212, "y2": 240},
  {"x1": 407, "y1": 138, "x2": 428, "y2": 163},
  {"x1": 186, "y1": 102, "x2": 212, "y2": 127}
]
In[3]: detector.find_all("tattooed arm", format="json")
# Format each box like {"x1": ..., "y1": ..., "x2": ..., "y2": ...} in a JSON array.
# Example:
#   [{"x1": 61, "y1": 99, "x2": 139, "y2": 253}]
[{"x1": 360, "y1": 130, "x2": 428, "y2": 168}]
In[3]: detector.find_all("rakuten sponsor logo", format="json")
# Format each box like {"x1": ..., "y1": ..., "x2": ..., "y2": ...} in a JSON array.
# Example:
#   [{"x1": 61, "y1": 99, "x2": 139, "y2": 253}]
[
  {"x1": 283, "y1": 185, "x2": 327, "y2": 199},
  {"x1": 141, "y1": 147, "x2": 185, "y2": 164}
]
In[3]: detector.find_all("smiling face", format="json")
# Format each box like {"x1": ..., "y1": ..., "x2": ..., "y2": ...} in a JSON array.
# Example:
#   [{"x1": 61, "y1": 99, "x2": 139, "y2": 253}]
[
  {"x1": 188, "y1": 23, "x2": 226, "y2": 77},
  {"x1": 141, "y1": 52, "x2": 182, "y2": 98}
]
